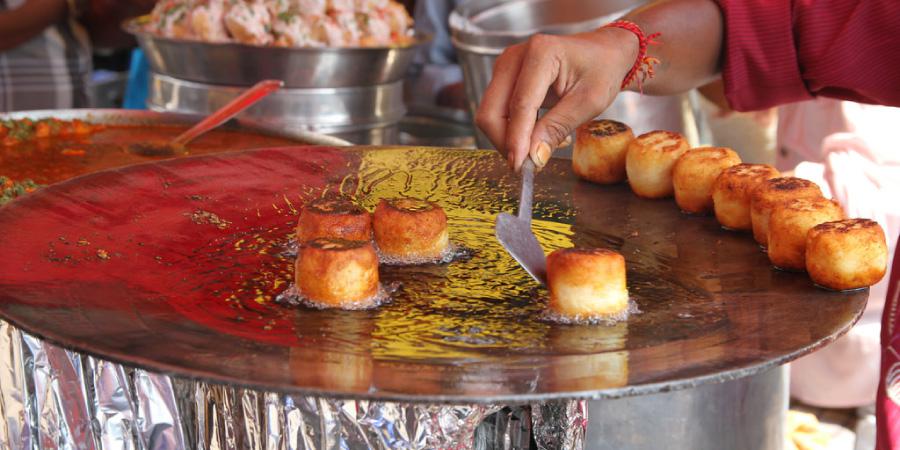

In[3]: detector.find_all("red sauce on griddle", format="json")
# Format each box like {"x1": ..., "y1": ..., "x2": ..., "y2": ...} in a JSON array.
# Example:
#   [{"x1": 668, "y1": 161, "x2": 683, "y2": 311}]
[{"x1": 0, "y1": 124, "x2": 300, "y2": 185}]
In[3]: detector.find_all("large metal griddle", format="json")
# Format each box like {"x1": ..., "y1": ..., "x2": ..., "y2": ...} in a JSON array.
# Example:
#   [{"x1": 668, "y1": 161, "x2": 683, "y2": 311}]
[{"x1": 0, "y1": 146, "x2": 867, "y2": 404}]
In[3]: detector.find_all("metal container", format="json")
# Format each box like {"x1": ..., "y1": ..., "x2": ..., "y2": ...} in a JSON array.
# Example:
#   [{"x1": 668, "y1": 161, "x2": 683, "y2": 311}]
[
  {"x1": 586, "y1": 366, "x2": 788, "y2": 450},
  {"x1": 450, "y1": 0, "x2": 698, "y2": 150},
  {"x1": 450, "y1": 0, "x2": 636, "y2": 51},
  {"x1": 148, "y1": 73, "x2": 405, "y2": 145},
  {"x1": 126, "y1": 19, "x2": 429, "y2": 89}
]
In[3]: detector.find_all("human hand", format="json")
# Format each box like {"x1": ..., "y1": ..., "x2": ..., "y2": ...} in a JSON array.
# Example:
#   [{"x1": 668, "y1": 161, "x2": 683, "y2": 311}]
[{"x1": 475, "y1": 27, "x2": 638, "y2": 172}]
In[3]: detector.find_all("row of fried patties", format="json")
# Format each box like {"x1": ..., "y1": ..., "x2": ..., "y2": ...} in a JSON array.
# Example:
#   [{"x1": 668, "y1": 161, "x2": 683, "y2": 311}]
[
  {"x1": 294, "y1": 123, "x2": 887, "y2": 319},
  {"x1": 293, "y1": 196, "x2": 448, "y2": 308},
  {"x1": 569, "y1": 119, "x2": 888, "y2": 295}
]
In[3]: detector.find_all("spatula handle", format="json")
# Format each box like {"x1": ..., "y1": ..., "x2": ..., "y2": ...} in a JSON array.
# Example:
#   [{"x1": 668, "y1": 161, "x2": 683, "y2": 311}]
[
  {"x1": 518, "y1": 158, "x2": 535, "y2": 223},
  {"x1": 171, "y1": 79, "x2": 284, "y2": 147}
]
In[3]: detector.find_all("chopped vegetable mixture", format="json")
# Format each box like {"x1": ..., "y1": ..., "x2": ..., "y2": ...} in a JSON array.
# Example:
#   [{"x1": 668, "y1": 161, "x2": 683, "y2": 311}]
[
  {"x1": 1, "y1": 118, "x2": 103, "y2": 147},
  {"x1": 0, "y1": 176, "x2": 41, "y2": 205}
]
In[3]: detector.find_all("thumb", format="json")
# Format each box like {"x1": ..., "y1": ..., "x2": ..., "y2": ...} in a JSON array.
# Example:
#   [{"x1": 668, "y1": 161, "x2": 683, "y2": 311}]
[{"x1": 528, "y1": 89, "x2": 608, "y2": 168}]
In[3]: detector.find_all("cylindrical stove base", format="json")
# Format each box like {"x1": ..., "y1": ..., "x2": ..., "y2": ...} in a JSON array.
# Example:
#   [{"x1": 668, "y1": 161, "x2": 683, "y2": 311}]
[
  {"x1": 0, "y1": 318, "x2": 787, "y2": 450},
  {"x1": 586, "y1": 366, "x2": 787, "y2": 450}
]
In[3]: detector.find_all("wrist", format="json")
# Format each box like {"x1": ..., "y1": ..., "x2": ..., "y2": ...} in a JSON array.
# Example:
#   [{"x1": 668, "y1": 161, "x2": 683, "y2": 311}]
[
  {"x1": 592, "y1": 27, "x2": 640, "y2": 90},
  {"x1": 601, "y1": 21, "x2": 662, "y2": 92}
]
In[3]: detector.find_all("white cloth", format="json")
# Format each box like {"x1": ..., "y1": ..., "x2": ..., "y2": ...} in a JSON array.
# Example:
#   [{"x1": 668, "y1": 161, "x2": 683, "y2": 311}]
[
  {"x1": 784, "y1": 99, "x2": 900, "y2": 408},
  {"x1": 599, "y1": 92, "x2": 693, "y2": 139}
]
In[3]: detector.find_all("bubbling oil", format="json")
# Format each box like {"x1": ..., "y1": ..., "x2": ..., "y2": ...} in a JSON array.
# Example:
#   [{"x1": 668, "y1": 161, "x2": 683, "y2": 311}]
[
  {"x1": 276, "y1": 282, "x2": 401, "y2": 311},
  {"x1": 376, "y1": 242, "x2": 473, "y2": 266},
  {"x1": 204, "y1": 148, "x2": 677, "y2": 362},
  {"x1": 540, "y1": 300, "x2": 641, "y2": 325}
]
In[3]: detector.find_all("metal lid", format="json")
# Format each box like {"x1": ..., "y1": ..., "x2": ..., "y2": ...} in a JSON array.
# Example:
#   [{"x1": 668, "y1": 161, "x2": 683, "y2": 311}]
[{"x1": 450, "y1": 0, "x2": 637, "y2": 54}]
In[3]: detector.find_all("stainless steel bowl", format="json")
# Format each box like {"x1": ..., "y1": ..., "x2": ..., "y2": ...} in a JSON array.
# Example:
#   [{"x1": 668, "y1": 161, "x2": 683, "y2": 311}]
[
  {"x1": 148, "y1": 73, "x2": 405, "y2": 145},
  {"x1": 125, "y1": 19, "x2": 430, "y2": 88}
]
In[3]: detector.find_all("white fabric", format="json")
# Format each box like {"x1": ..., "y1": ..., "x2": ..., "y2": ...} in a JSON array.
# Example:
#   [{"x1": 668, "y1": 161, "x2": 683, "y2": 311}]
[
  {"x1": 783, "y1": 99, "x2": 900, "y2": 408},
  {"x1": 599, "y1": 92, "x2": 692, "y2": 139}
]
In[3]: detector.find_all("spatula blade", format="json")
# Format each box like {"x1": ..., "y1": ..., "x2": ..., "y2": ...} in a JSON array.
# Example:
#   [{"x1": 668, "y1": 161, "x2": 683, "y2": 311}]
[{"x1": 495, "y1": 212, "x2": 547, "y2": 285}]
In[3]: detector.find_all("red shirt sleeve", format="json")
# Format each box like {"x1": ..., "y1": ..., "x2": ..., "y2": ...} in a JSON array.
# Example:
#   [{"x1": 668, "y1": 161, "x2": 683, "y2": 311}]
[{"x1": 715, "y1": 0, "x2": 900, "y2": 111}]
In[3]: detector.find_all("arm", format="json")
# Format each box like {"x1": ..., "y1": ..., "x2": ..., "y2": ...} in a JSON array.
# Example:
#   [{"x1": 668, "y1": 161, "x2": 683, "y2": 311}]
[
  {"x1": 475, "y1": 0, "x2": 724, "y2": 171},
  {"x1": 82, "y1": 0, "x2": 159, "y2": 49},
  {"x1": 0, "y1": 0, "x2": 69, "y2": 51},
  {"x1": 624, "y1": 0, "x2": 723, "y2": 95}
]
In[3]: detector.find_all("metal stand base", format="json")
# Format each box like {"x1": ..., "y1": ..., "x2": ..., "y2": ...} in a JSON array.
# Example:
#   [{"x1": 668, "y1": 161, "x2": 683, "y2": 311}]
[
  {"x1": 0, "y1": 320, "x2": 786, "y2": 450},
  {"x1": 586, "y1": 367, "x2": 787, "y2": 450}
]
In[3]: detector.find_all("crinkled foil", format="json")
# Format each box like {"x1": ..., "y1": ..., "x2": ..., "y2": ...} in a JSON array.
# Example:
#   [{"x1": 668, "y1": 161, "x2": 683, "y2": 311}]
[
  {"x1": 0, "y1": 321, "x2": 585, "y2": 450},
  {"x1": 531, "y1": 400, "x2": 588, "y2": 450}
]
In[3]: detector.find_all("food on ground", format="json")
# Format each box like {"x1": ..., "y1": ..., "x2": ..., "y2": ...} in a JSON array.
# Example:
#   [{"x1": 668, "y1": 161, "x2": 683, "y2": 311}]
[
  {"x1": 546, "y1": 248, "x2": 629, "y2": 318},
  {"x1": 145, "y1": 0, "x2": 413, "y2": 48},
  {"x1": 373, "y1": 197, "x2": 449, "y2": 260},
  {"x1": 711, "y1": 163, "x2": 781, "y2": 231},
  {"x1": 624, "y1": 130, "x2": 690, "y2": 199},
  {"x1": 672, "y1": 146, "x2": 742, "y2": 214},
  {"x1": 767, "y1": 198, "x2": 844, "y2": 271},
  {"x1": 785, "y1": 410, "x2": 831, "y2": 450},
  {"x1": 296, "y1": 196, "x2": 371, "y2": 242},
  {"x1": 572, "y1": 119, "x2": 635, "y2": 184},
  {"x1": 294, "y1": 237, "x2": 379, "y2": 306},
  {"x1": 750, "y1": 177, "x2": 822, "y2": 246},
  {"x1": 805, "y1": 219, "x2": 888, "y2": 291}
]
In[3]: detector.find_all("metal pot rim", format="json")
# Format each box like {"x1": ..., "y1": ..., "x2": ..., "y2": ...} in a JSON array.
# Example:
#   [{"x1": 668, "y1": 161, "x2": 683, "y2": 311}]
[{"x1": 449, "y1": 0, "x2": 631, "y2": 51}]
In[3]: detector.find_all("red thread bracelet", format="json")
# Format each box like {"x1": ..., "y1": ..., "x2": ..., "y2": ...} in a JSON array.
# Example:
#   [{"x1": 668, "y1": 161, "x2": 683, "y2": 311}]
[{"x1": 603, "y1": 20, "x2": 661, "y2": 92}]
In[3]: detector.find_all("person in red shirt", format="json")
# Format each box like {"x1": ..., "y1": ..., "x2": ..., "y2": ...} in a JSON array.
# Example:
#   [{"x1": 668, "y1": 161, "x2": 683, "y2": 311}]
[{"x1": 475, "y1": 0, "x2": 900, "y2": 447}]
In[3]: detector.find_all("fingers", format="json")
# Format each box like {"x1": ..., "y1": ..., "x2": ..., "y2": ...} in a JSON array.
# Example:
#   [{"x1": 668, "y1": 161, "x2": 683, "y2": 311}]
[
  {"x1": 475, "y1": 44, "x2": 526, "y2": 156},
  {"x1": 476, "y1": 30, "x2": 626, "y2": 172},
  {"x1": 504, "y1": 36, "x2": 561, "y2": 171},
  {"x1": 529, "y1": 85, "x2": 612, "y2": 168}
]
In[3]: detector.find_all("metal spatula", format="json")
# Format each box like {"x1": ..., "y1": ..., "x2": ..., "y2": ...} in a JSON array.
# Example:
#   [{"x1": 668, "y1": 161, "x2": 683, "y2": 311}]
[{"x1": 495, "y1": 157, "x2": 547, "y2": 285}]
